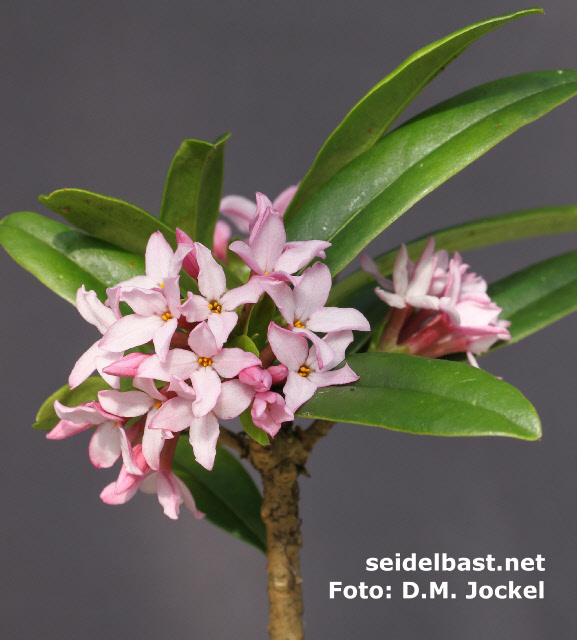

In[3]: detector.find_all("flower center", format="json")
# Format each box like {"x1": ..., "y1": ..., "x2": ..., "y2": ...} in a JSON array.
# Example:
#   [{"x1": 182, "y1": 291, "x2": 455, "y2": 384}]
[
  {"x1": 298, "y1": 365, "x2": 311, "y2": 377},
  {"x1": 159, "y1": 283, "x2": 165, "y2": 288},
  {"x1": 161, "y1": 312, "x2": 173, "y2": 321},
  {"x1": 208, "y1": 301, "x2": 222, "y2": 314},
  {"x1": 294, "y1": 319, "x2": 305, "y2": 329},
  {"x1": 154, "y1": 402, "x2": 162, "y2": 409},
  {"x1": 198, "y1": 357, "x2": 213, "y2": 367}
]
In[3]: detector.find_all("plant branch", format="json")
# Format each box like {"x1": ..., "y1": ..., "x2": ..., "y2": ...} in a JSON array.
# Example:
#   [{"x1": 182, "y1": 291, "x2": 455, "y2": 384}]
[
  {"x1": 218, "y1": 425, "x2": 249, "y2": 457},
  {"x1": 301, "y1": 419, "x2": 336, "y2": 451}
]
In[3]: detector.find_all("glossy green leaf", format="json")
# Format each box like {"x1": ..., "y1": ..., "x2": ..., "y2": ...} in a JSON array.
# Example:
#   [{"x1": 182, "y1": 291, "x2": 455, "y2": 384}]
[
  {"x1": 329, "y1": 204, "x2": 577, "y2": 308},
  {"x1": 285, "y1": 8, "x2": 541, "y2": 217},
  {"x1": 296, "y1": 353, "x2": 540, "y2": 440},
  {"x1": 240, "y1": 409, "x2": 269, "y2": 446},
  {"x1": 229, "y1": 334, "x2": 260, "y2": 357},
  {"x1": 0, "y1": 212, "x2": 145, "y2": 304},
  {"x1": 39, "y1": 188, "x2": 177, "y2": 254},
  {"x1": 246, "y1": 293, "x2": 276, "y2": 350},
  {"x1": 285, "y1": 71, "x2": 577, "y2": 275},
  {"x1": 33, "y1": 377, "x2": 111, "y2": 431},
  {"x1": 160, "y1": 133, "x2": 230, "y2": 248},
  {"x1": 172, "y1": 440, "x2": 266, "y2": 552},
  {"x1": 488, "y1": 249, "x2": 577, "y2": 346}
]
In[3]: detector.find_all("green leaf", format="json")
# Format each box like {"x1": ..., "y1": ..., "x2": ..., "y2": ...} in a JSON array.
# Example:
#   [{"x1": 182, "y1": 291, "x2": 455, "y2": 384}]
[
  {"x1": 0, "y1": 212, "x2": 146, "y2": 304},
  {"x1": 172, "y1": 440, "x2": 266, "y2": 552},
  {"x1": 285, "y1": 8, "x2": 542, "y2": 217},
  {"x1": 159, "y1": 133, "x2": 230, "y2": 248},
  {"x1": 37, "y1": 188, "x2": 241, "y2": 291},
  {"x1": 285, "y1": 70, "x2": 577, "y2": 275},
  {"x1": 240, "y1": 409, "x2": 270, "y2": 446},
  {"x1": 489, "y1": 249, "x2": 577, "y2": 346},
  {"x1": 296, "y1": 353, "x2": 541, "y2": 440},
  {"x1": 246, "y1": 293, "x2": 276, "y2": 350},
  {"x1": 33, "y1": 377, "x2": 111, "y2": 431},
  {"x1": 39, "y1": 188, "x2": 177, "y2": 254},
  {"x1": 329, "y1": 204, "x2": 577, "y2": 308},
  {"x1": 229, "y1": 334, "x2": 260, "y2": 357}
]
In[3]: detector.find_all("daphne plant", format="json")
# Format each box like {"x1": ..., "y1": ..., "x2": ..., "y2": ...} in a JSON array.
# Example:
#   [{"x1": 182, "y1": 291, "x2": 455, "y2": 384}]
[{"x1": 2, "y1": 7, "x2": 577, "y2": 639}]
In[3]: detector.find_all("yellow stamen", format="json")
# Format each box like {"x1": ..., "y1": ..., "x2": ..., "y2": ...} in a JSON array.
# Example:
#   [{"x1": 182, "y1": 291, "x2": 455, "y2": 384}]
[
  {"x1": 298, "y1": 365, "x2": 311, "y2": 377},
  {"x1": 159, "y1": 283, "x2": 165, "y2": 288},
  {"x1": 264, "y1": 271, "x2": 269, "y2": 275},
  {"x1": 208, "y1": 301, "x2": 222, "y2": 314},
  {"x1": 154, "y1": 402, "x2": 162, "y2": 409},
  {"x1": 161, "y1": 312, "x2": 173, "y2": 321},
  {"x1": 294, "y1": 319, "x2": 305, "y2": 329},
  {"x1": 198, "y1": 357, "x2": 213, "y2": 367}
]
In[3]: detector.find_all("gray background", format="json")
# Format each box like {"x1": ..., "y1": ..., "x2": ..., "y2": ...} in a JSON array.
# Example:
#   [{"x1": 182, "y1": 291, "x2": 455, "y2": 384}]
[{"x1": 1, "y1": 1, "x2": 576, "y2": 638}]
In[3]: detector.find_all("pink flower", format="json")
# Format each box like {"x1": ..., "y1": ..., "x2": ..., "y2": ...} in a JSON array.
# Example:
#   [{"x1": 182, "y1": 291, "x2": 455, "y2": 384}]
[
  {"x1": 262, "y1": 261, "x2": 370, "y2": 369},
  {"x1": 136, "y1": 321, "x2": 261, "y2": 418},
  {"x1": 149, "y1": 377, "x2": 254, "y2": 470},
  {"x1": 69, "y1": 286, "x2": 124, "y2": 390},
  {"x1": 178, "y1": 243, "x2": 262, "y2": 348},
  {"x1": 100, "y1": 441, "x2": 204, "y2": 520},
  {"x1": 212, "y1": 220, "x2": 232, "y2": 263},
  {"x1": 48, "y1": 400, "x2": 142, "y2": 475},
  {"x1": 239, "y1": 365, "x2": 293, "y2": 436},
  {"x1": 360, "y1": 238, "x2": 440, "y2": 311},
  {"x1": 267, "y1": 323, "x2": 359, "y2": 412},
  {"x1": 99, "y1": 276, "x2": 183, "y2": 362},
  {"x1": 229, "y1": 193, "x2": 330, "y2": 283},
  {"x1": 219, "y1": 185, "x2": 298, "y2": 234}
]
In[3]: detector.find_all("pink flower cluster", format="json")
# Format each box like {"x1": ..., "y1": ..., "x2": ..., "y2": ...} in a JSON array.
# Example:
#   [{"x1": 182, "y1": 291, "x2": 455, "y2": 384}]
[
  {"x1": 362, "y1": 238, "x2": 510, "y2": 365},
  {"x1": 48, "y1": 189, "x2": 369, "y2": 519}
]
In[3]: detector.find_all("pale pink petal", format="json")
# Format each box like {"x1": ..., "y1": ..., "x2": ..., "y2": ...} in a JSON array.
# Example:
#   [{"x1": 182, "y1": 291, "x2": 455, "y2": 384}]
[
  {"x1": 213, "y1": 220, "x2": 232, "y2": 263},
  {"x1": 76, "y1": 286, "x2": 116, "y2": 333},
  {"x1": 213, "y1": 379, "x2": 255, "y2": 420},
  {"x1": 252, "y1": 391, "x2": 293, "y2": 436},
  {"x1": 393, "y1": 244, "x2": 411, "y2": 295},
  {"x1": 149, "y1": 397, "x2": 193, "y2": 432},
  {"x1": 211, "y1": 348, "x2": 261, "y2": 379},
  {"x1": 407, "y1": 237, "x2": 436, "y2": 297},
  {"x1": 176, "y1": 229, "x2": 200, "y2": 279},
  {"x1": 220, "y1": 278, "x2": 263, "y2": 311},
  {"x1": 405, "y1": 294, "x2": 440, "y2": 311},
  {"x1": 179, "y1": 293, "x2": 211, "y2": 323},
  {"x1": 139, "y1": 472, "x2": 158, "y2": 495},
  {"x1": 168, "y1": 242, "x2": 194, "y2": 277},
  {"x1": 283, "y1": 371, "x2": 318, "y2": 412},
  {"x1": 53, "y1": 400, "x2": 108, "y2": 425},
  {"x1": 239, "y1": 366, "x2": 272, "y2": 392},
  {"x1": 46, "y1": 419, "x2": 93, "y2": 440},
  {"x1": 219, "y1": 194, "x2": 256, "y2": 234},
  {"x1": 103, "y1": 352, "x2": 150, "y2": 378},
  {"x1": 98, "y1": 390, "x2": 155, "y2": 418},
  {"x1": 360, "y1": 253, "x2": 393, "y2": 290},
  {"x1": 267, "y1": 323, "x2": 309, "y2": 371},
  {"x1": 293, "y1": 262, "x2": 332, "y2": 323},
  {"x1": 89, "y1": 421, "x2": 122, "y2": 469},
  {"x1": 309, "y1": 363, "x2": 359, "y2": 388},
  {"x1": 145, "y1": 231, "x2": 174, "y2": 283},
  {"x1": 321, "y1": 330, "x2": 354, "y2": 366},
  {"x1": 374, "y1": 288, "x2": 406, "y2": 309},
  {"x1": 272, "y1": 184, "x2": 298, "y2": 215},
  {"x1": 168, "y1": 376, "x2": 196, "y2": 401},
  {"x1": 189, "y1": 412, "x2": 220, "y2": 470},
  {"x1": 196, "y1": 242, "x2": 227, "y2": 301},
  {"x1": 163, "y1": 276, "x2": 182, "y2": 316},
  {"x1": 206, "y1": 312, "x2": 238, "y2": 350},
  {"x1": 467, "y1": 352, "x2": 480, "y2": 368},
  {"x1": 175, "y1": 476, "x2": 205, "y2": 519},
  {"x1": 137, "y1": 349, "x2": 198, "y2": 382},
  {"x1": 155, "y1": 471, "x2": 184, "y2": 519},
  {"x1": 153, "y1": 317, "x2": 178, "y2": 361},
  {"x1": 260, "y1": 280, "x2": 295, "y2": 324},
  {"x1": 306, "y1": 306, "x2": 371, "y2": 333},
  {"x1": 99, "y1": 314, "x2": 164, "y2": 352},
  {"x1": 249, "y1": 210, "x2": 286, "y2": 273},
  {"x1": 249, "y1": 193, "x2": 275, "y2": 239},
  {"x1": 94, "y1": 351, "x2": 123, "y2": 389},
  {"x1": 275, "y1": 240, "x2": 332, "y2": 275},
  {"x1": 117, "y1": 426, "x2": 143, "y2": 475},
  {"x1": 268, "y1": 364, "x2": 288, "y2": 385},
  {"x1": 68, "y1": 340, "x2": 101, "y2": 389},
  {"x1": 142, "y1": 425, "x2": 165, "y2": 470},
  {"x1": 228, "y1": 240, "x2": 263, "y2": 274},
  {"x1": 133, "y1": 376, "x2": 165, "y2": 401},
  {"x1": 101, "y1": 480, "x2": 141, "y2": 505},
  {"x1": 296, "y1": 328, "x2": 334, "y2": 372},
  {"x1": 121, "y1": 288, "x2": 169, "y2": 316},
  {"x1": 190, "y1": 368, "x2": 221, "y2": 417},
  {"x1": 187, "y1": 321, "x2": 218, "y2": 358}
]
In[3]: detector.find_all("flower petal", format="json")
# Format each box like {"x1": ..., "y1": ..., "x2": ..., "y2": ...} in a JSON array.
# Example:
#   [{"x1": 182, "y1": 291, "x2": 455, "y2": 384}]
[
  {"x1": 103, "y1": 352, "x2": 150, "y2": 377},
  {"x1": 145, "y1": 231, "x2": 174, "y2": 283},
  {"x1": 137, "y1": 349, "x2": 198, "y2": 382},
  {"x1": 68, "y1": 340, "x2": 100, "y2": 389},
  {"x1": 249, "y1": 210, "x2": 286, "y2": 273},
  {"x1": 206, "y1": 312, "x2": 238, "y2": 350},
  {"x1": 309, "y1": 363, "x2": 359, "y2": 388},
  {"x1": 98, "y1": 389, "x2": 155, "y2": 418},
  {"x1": 293, "y1": 262, "x2": 332, "y2": 323},
  {"x1": 213, "y1": 220, "x2": 232, "y2": 263},
  {"x1": 191, "y1": 368, "x2": 221, "y2": 417},
  {"x1": 189, "y1": 412, "x2": 220, "y2": 470},
  {"x1": 153, "y1": 317, "x2": 178, "y2": 361},
  {"x1": 46, "y1": 419, "x2": 93, "y2": 440},
  {"x1": 174, "y1": 476, "x2": 205, "y2": 519},
  {"x1": 179, "y1": 293, "x2": 211, "y2": 323},
  {"x1": 306, "y1": 306, "x2": 370, "y2": 333},
  {"x1": 220, "y1": 278, "x2": 263, "y2": 311},
  {"x1": 283, "y1": 370, "x2": 317, "y2": 412},
  {"x1": 99, "y1": 314, "x2": 164, "y2": 352},
  {"x1": 211, "y1": 347, "x2": 261, "y2": 379},
  {"x1": 196, "y1": 242, "x2": 227, "y2": 301},
  {"x1": 76, "y1": 286, "x2": 116, "y2": 333},
  {"x1": 267, "y1": 323, "x2": 309, "y2": 371},
  {"x1": 149, "y1": 397, "x2": 193, "y2": 432},
  {"x1": 219, "y1": 194, "x2": 256, "y2": 234},
  {"x1": 275, "y1": 240, "x2": 332, "y2": 275},
  {"x1": 272, "y1": 184, "x2": 298, "y2": 215},
  {"x1": 228, "y1": 240, "x2": 262, "y2": 274},
  {"x1": 88, "y1": 422, "x2": 122, "y2": 469},
  {"x1": 213, "y1": 379, "x2": 255, "y2": 420}
]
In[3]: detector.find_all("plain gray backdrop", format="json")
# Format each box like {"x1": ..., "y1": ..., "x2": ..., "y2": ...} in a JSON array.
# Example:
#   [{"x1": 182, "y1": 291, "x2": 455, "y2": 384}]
[{"x1": 2, "y1": 1, "x2": 576, "y2": 638}]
